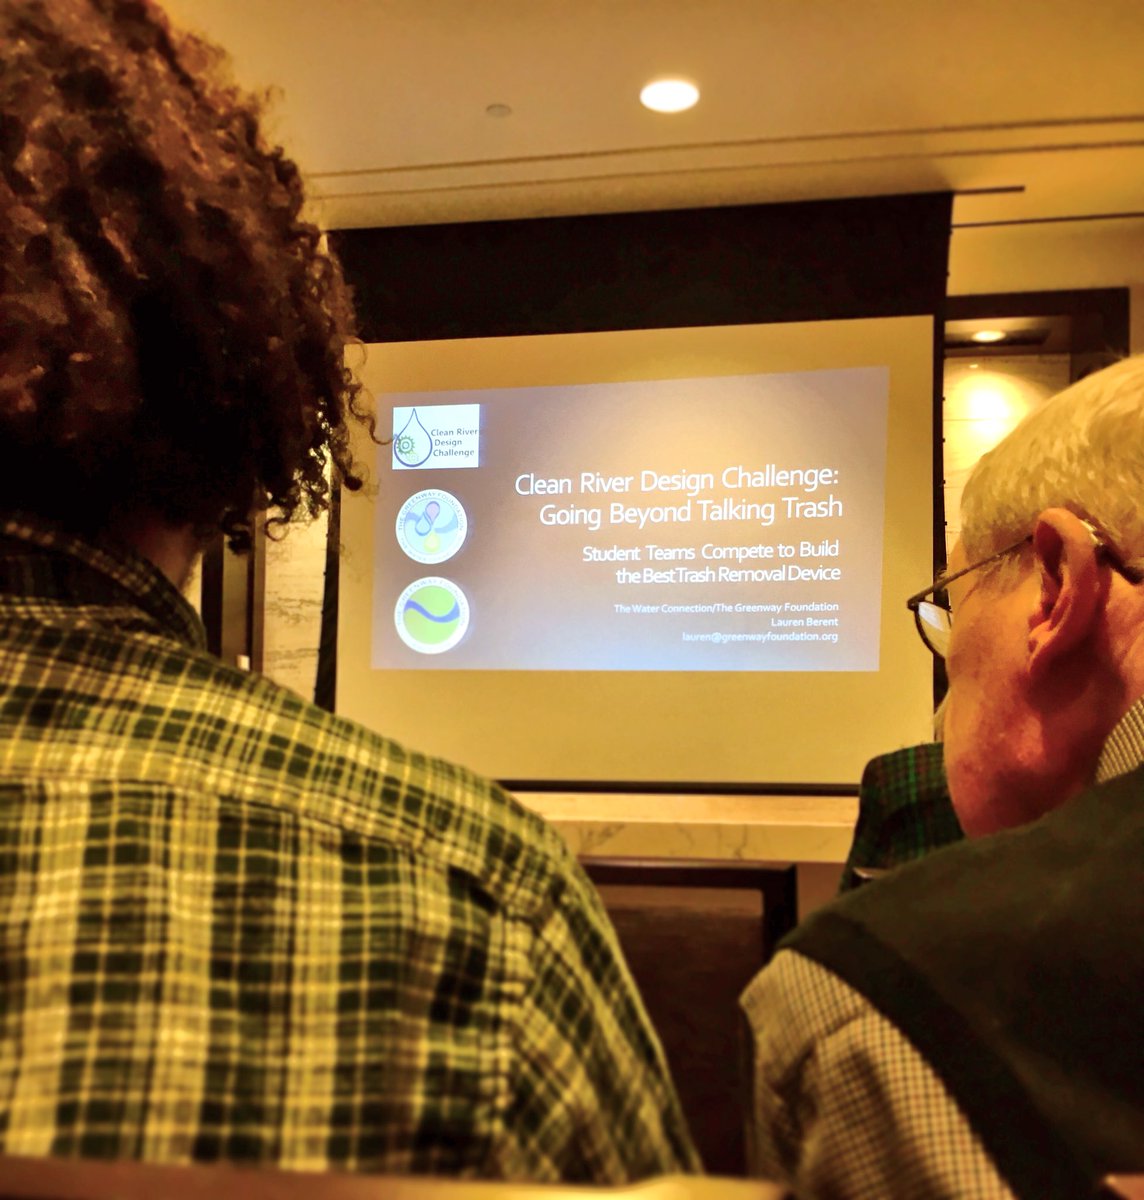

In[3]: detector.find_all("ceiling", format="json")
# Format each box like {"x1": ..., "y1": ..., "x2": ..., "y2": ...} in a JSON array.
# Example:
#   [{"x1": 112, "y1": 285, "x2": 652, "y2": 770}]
[{"x1": 162, "y1": 0, "x2": 1144, "y2": 236}]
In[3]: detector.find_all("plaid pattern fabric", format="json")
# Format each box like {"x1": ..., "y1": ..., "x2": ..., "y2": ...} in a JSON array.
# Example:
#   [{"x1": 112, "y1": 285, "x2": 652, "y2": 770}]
[
  {"x1": 0, "y1": 514, "x2": 699, "y2": 1181},
  {"x1": 1097, "y1": 699, "x2": 1144, "y2": 783},
  {"x1": 838, "y1": 741, "x2": 964, "y2": 892},
  {"x1": 741, "y1": 950, "x2": 1013, "y2": 1198}
]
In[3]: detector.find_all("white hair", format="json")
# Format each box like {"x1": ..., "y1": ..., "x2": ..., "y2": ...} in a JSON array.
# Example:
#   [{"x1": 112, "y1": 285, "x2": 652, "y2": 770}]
[{"x1": 960, "y1": 354, "x2": 1144, "y2": 574}]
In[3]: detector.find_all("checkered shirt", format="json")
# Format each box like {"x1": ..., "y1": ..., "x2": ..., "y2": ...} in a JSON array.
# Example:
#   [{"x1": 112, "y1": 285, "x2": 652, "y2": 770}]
[
  {"x1": 742, "y1": 951, "x2": 1013, "y2": 1199},
  {"x1": 0, "y1": 514, "x2": 699, "y2": 1181}
]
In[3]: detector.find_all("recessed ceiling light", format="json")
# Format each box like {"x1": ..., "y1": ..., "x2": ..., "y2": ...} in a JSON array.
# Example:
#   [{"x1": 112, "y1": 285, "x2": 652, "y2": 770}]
[
  {"x1": 971, "y1": 329, "x2": 1006, "y2": 344},
  {"x1": 968, "y1": 362, "x2": 980, "y2": 369},
  {"x1": 640, "y1": 78, "x2": 699, "y2": 114}
]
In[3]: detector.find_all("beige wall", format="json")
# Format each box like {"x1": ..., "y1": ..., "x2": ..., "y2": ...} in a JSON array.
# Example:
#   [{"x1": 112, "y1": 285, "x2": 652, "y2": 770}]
[
  {"x1": 944, "y1": 215, "x2": 1144, "y2": 553},
  {"x1": 949, "y1": 216, "x2": 1144, "y2": 351},
  {"x1": 942, "y1": 356, "x2": 1069, "y2": 558}
]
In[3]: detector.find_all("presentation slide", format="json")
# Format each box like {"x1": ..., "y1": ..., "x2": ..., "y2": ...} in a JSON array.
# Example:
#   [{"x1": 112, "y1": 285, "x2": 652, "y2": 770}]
[
  {"x1": 375, "y1": 367, "x2": 888, "y2": 672},
  {"x1": 338, "y1": 318, "x2": 934, "y2": 786}
]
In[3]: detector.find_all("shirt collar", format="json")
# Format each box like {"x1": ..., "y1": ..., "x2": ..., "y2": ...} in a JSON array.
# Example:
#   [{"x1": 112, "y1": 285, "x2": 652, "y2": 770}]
[
  {"x1": 0, "y1": 512, "x2": 207, "y2": 652},
  {"x1": 1096, "y1": 694, "x2": 1144, "y2": 784}
]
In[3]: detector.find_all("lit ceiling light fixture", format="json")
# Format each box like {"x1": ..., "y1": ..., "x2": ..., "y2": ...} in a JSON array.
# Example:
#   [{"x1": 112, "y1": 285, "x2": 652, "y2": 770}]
[
  {"x1": 640, "y1": 78, "x2": 699, "y2": 114},
  {"x1": 972, "y1": 329, "x2": 1006, "y2": 344}
]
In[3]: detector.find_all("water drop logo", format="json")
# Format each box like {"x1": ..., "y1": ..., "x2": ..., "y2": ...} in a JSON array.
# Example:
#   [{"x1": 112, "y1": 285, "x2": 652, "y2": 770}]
[
  {"x1": 391, "y1": 402, "x2": 480, "y2": 471},
  {"x1": 394, "y1": 577, "x2": 470, "y2": 654},
  {"x1": 395, "y1": 489, "x2": 467, "y2": 565},
  {"x1": 393, "y1": 408, "x2": 433, "y2": 467}
]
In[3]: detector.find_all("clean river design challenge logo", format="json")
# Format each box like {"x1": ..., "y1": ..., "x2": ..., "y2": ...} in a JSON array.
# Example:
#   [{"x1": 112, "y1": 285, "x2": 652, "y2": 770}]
[
  {"x1": 395, "y1": 489, "x2": 468, "y2": 565},
  {"x1": 394, "y1": 577, "x2": 470, "y2": 655},
  {"x1": 392, "y1": 404, "x2": 481, "y2": 471}
]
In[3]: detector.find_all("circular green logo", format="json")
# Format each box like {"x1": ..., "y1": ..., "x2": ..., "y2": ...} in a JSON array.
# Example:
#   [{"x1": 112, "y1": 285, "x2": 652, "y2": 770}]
[{"x1": 394, "y1": 577, "x2": 470, "y2": 654}]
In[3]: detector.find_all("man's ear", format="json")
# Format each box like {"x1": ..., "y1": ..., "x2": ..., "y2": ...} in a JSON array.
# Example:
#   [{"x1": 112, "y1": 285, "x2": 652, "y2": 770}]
[{"x1": 1027, "y1": 508, "x2": 1107, "y2": 682}]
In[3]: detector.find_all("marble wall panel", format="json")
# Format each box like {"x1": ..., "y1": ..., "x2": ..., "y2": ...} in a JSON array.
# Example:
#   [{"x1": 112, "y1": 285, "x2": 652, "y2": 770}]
[{"x1": 261, "y1": 512, "x2": 330, "y2": 701}]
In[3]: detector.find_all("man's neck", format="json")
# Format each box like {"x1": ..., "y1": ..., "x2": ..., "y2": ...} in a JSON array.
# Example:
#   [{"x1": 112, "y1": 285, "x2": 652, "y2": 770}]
[{"x1": 111, "y1": 514, "x2": 202, "y2": 592}]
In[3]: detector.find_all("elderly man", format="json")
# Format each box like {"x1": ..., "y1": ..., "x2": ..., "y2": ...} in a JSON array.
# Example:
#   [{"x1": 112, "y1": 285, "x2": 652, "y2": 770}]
[
  {"x1": 742, "y1": 356, "x2": 1144, "y2": 1198},
  {"x1": 0, "y1": 0, "x2": 696, "y2": 1180}
]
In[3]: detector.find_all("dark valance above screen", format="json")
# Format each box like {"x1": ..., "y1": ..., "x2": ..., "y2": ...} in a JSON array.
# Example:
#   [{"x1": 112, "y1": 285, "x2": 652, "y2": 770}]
[{"x1": 330, "y1": 191, "x2": 952, "y2": 342}]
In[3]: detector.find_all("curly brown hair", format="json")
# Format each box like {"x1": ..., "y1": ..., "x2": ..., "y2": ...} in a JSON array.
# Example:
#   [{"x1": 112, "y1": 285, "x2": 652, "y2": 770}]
[{"x1": 0, "y1": 0, "x2": 368, "y2": 551}]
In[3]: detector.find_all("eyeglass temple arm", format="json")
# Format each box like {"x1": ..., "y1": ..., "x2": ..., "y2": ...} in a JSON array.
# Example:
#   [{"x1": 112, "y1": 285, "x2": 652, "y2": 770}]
[{"x1": 906, "y1": 534, "x2": 1033, "y2": 611}]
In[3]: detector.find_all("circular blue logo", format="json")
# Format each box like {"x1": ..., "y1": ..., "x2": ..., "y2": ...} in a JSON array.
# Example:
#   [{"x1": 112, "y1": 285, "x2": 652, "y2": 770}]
[{"x1": 395, "y1": 489, "x2": 467, "y2": 565}]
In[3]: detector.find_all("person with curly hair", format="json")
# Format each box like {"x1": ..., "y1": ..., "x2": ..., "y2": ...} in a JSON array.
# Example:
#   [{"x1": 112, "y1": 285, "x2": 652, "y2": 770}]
[{"x1": 0, "y1": 0, "x2": 698, "y2": 1181}]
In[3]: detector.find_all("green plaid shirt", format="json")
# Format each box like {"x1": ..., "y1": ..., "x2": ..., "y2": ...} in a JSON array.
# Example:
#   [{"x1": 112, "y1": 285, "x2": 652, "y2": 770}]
[
  {"x1": 838, "y1": 741, "x2": 964, "y2": 893},
  {"x1": 0, "y1": 514, "x2": 698, "y2": 1181}
]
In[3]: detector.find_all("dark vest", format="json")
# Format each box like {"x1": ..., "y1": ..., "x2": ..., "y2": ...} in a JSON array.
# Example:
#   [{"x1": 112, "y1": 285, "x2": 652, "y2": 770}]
[{"x1": 787, "y1": 766, "x2": 1144, "y2": 1200}]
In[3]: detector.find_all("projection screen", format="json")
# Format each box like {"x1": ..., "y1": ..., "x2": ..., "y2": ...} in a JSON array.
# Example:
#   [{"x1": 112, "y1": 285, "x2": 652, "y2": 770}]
[{"x1": 337, "y1": 316, "x2": 934, "y2": 785}]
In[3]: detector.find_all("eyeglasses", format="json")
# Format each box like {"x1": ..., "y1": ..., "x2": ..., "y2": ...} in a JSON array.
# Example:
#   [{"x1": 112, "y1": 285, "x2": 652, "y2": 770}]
[
  {"x1": 906, "y1": 536, "x2": 1031, "y2": 658},
  {"x1": 906, "y1": 522, "x2": 1144, "y2": 659}
]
